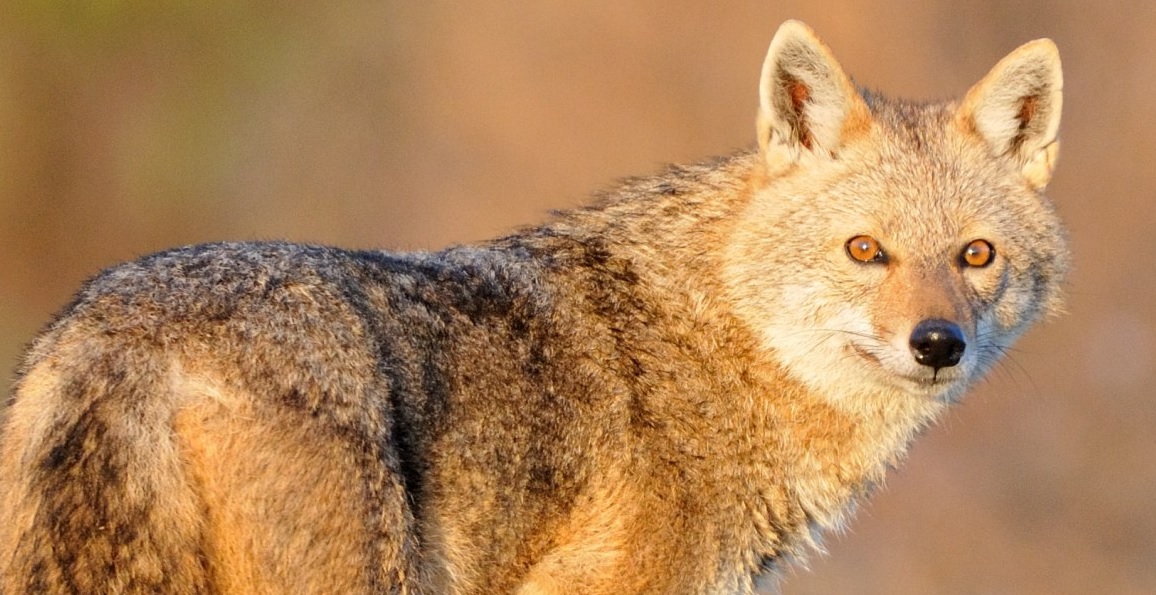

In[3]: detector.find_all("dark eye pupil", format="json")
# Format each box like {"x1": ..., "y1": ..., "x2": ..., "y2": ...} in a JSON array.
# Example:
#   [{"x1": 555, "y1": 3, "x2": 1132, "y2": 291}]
[
  {"x1": 847, "y1": 235, "x2": 884, "y2": 263},
  {"x1": 963, "y1": 240, "x2": 994, "y2": 267}
]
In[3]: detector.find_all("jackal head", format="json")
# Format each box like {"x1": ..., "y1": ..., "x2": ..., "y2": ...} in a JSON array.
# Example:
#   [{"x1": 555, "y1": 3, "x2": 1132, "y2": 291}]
[{"x1": 725, "y1": 21, "x2": 1068, "y2": 409}]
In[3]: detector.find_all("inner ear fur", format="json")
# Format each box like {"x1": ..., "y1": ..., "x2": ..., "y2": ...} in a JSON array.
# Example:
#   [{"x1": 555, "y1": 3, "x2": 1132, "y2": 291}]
[
  {"x1": 757, "y1": 20, "x2": 871, "y2": 173},
  {"x1": 958, "y1": 39, "x2": 1063, "y2": 190}
]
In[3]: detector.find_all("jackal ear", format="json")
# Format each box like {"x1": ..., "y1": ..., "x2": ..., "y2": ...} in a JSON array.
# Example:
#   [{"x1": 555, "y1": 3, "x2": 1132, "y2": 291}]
[
  {"x1": 757, "y1": 20, "x2": 871, "y2": 174},
  {"x1": 959, "y1": 39, "x2": 1063, "y2": 190}
]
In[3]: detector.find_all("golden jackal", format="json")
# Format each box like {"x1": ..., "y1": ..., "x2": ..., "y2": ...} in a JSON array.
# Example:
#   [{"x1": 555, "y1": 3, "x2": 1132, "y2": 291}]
[{"x1": 1, "y1": 20, "x2": 1066, "y2": 594}]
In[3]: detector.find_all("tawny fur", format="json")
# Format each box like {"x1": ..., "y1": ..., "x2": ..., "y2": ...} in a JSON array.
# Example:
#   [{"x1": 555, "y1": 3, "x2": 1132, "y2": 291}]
[{"x1": 0, "y1": 20, "x2": 1067, "y2": 595}]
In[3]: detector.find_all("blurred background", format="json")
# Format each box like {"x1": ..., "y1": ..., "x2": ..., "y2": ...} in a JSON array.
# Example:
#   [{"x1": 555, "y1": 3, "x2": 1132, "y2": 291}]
[{"x1": 1, "y1": 1, "x2": 1152, "y2": 593}]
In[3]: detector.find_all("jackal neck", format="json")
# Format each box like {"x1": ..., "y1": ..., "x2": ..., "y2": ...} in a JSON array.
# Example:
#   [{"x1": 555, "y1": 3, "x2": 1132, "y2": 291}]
[
  {"x1": 524, "y1": 151, "x2": 761, "y2": 285},
  {"x1": 494, "y1": 149, "x2": 936, "y2": 568}
]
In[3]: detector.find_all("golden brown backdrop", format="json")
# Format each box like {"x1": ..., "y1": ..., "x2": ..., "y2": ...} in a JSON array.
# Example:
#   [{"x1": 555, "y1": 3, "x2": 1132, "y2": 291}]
[{"x1": 2, "y1": 1, "x2": 1153, "y2": 593}]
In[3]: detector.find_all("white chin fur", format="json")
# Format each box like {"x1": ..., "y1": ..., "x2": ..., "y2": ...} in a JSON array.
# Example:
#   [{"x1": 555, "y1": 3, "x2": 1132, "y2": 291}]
[{"x1": 761, "y1": 305, "x2": 974, "y2": 408}]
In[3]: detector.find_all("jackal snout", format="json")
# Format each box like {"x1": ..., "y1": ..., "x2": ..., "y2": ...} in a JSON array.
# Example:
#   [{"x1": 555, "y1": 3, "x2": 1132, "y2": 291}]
[{"x1": 908, "y1": 319, "x2": 966, "y2": 371}]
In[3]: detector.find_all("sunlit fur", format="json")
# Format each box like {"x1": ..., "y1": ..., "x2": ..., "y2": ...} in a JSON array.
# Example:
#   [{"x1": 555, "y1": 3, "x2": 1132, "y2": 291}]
[{"x1": 0, "y1": 20, "x2": 1066, "y2": 594}]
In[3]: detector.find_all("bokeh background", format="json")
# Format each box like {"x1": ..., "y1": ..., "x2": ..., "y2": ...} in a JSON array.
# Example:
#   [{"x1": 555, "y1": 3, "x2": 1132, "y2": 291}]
[{"x1": 1, "y1": 1, "x2": 1153, "y2": 593}]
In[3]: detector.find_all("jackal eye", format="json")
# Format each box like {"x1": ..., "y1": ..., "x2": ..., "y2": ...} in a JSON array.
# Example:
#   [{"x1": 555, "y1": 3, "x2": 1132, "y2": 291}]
[
  {"x1": 961, "y1": 239, "x2": 995, "y2": 267},
  {"x1": 846, "y1": 235, "x2": 886, "y2": 264}
]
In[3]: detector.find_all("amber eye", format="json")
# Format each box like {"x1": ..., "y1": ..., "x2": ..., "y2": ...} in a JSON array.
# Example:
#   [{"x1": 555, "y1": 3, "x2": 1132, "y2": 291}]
[
  {"x1": 962, "y1": 239, "x2": 995, "y2": 267},
  {"x1": 846, "y1": 235, "x2": 886, "y2": 263}
]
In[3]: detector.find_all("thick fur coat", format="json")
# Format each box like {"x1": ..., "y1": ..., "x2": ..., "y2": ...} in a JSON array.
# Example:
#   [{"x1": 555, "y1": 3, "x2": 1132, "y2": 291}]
[{"x1": 0, "y1": 21, "x2": 1067, "y2": 594}]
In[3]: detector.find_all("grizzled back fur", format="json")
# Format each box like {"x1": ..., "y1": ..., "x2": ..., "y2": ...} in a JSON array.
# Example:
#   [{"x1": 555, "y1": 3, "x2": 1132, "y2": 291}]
[{"x1": 1, "y1": 20, "x2": 1066, "y2": 595}]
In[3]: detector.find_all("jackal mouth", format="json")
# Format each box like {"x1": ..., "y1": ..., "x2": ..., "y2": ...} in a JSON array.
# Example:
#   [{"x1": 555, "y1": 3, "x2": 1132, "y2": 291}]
[
  {"x1": 850, "y1": 343, "x2": 962, "y2": 388},
  {"x1": 849, "y1": 342, "x2": 892, "y2": 369}
]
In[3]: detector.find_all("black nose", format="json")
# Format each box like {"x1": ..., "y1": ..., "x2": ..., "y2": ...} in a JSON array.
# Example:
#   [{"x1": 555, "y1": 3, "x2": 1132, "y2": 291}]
[{"x1": 909, "y1": 319, "x2": 966, "y2": 370}]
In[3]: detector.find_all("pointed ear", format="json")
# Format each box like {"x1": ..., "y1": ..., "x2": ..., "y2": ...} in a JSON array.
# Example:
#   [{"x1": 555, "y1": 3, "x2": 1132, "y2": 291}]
[
  {"x1": 958, "y1": 39, "x2": 1063, "y2": 190},
  {"x1": 757, "y1": 20, "x2": 871, "y2": 173}
]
